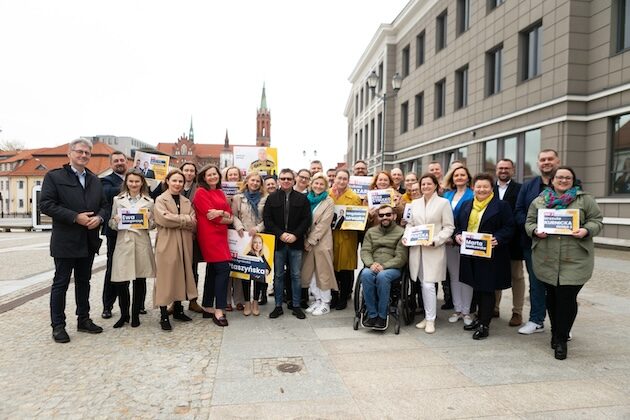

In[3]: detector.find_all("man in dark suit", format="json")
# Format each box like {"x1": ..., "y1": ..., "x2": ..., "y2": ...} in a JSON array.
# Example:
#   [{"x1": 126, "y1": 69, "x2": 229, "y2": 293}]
[
  {"x1": 100, "y1": 151, "x2": 128, "y2": 319},
  {"x1": 142, "y1": 161, "x2": 155, "y2": 179},
  {"x1": 40, "y1": 138, "x2": 108, "y2": 343},
  {"x1": 493, "y1": 158, "x2": 525, "y2": 327}
]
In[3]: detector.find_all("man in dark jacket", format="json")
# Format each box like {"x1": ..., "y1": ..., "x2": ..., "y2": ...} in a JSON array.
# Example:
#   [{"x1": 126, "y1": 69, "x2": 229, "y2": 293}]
[
  {"x1": 100, "y1": 151, "x2": 127, "y2": 319},
  {"x1": 493, "y1": 158, "x2": 524, "y2": 327},
  {"x1": 40, "y1": 138, "x2": 108, "y2": 343},
  {"x1": 263, "y1": 168, "x2": 311, "y2": 319},
  {"x1": 515, "y1": 149, "x2": 560, "y2": 335}
]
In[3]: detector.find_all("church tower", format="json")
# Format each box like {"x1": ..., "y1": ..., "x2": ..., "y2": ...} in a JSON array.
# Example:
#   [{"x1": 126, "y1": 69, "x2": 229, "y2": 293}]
[
  {"x1": 256, "y1": 83, "x2": 271, "y2": 147},
  {"x1": 220, "y1": 129, "x2": 234, "y2": 169},
  {"x1": 189, "y1": 116, "x2": 194, "y2": 142}
]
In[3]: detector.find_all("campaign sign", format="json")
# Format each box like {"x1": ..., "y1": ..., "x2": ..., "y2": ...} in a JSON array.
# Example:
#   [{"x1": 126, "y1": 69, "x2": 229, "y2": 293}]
[
  {"x1": 402, "y1": 224, "x2": 434, "y2": 246},
  {"x1": 366, "y1": 189, "x2": 394, "y2": 209},
  {"x1": 332, "y1": 205, "x2": 368, "y2": 231},
  {"x1": 233, "y1": 146, "x2": 278, "y2": 177},
  {"x1": 460, "y1": 231, "x2": 492, "y2": 258},
  {"x1": 117, "y1": 208, "x2": 149, "y2": 230},
  {"x1": 402, "y1": 203, "x2": 413, "y2": 221},
  {"x1": 348, "y1": 176, "x2": 372, "y2": 197},
  {"x1": 221, "y1": 181, "x2": 242, "y2": 197},
  {"x1": 537, "y1": 208, "x2": 579, "y2": 235},
  {"x1": 134, "y1": 151, "x2": 170, "y2": 181},
  {"x1": 227, "y1": 230, "x2": 275, "y2": 283}
]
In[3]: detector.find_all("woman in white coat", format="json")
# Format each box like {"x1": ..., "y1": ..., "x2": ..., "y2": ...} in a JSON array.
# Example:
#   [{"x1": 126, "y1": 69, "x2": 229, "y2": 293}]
[
  {"x1": 404, "y1": 173, "x2": 454, "y2": 333},
  {"x1": 109, "y1": 170, "x2": 156, "y2": 328}
]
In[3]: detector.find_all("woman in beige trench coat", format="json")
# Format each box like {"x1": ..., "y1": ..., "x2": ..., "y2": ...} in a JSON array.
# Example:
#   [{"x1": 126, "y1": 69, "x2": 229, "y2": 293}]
[
  {"x1": 153, "y1": 169, "x2": 197, "y2": 331},
  {"x1": 404, "y1": 173, "x2": 454, "y2": 334},
  {"x1": 301, "y1": 173, "x2": 337, "y2": 316}
]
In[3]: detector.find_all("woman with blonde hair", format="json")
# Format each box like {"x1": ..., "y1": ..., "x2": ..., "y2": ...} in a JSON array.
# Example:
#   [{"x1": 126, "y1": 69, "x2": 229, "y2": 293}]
[
  {"x1": 232, "y1": 171, "x2": 268, "y2": 315},
  {"x1": 302, "y1": 172, "x2": 337, "y2": 315}
]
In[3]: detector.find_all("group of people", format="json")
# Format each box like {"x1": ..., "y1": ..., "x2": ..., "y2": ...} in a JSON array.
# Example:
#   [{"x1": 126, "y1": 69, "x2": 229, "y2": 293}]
[{"x1": 41, "y1": 139, "x2": 603, "y2": 360}]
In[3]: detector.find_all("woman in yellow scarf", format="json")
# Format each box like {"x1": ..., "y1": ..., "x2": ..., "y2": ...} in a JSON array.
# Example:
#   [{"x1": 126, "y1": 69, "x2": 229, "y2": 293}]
[{"x1": 454, "y1": 173, "x2": 515, "y2": 340}]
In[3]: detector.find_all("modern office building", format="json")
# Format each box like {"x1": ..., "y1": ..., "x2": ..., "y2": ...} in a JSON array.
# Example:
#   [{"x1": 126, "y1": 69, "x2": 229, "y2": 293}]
[
  {"x1": 85, "y1": 135, "x2": 153, "y2": 157},
  {"x1": 346, "y1": 0, "x2": 630, "y2": 246}
]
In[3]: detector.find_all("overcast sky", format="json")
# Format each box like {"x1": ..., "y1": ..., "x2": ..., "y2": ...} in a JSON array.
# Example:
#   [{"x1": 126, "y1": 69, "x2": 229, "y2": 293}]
[{"x1": 0, "y1": 0, "x2": 409, "y2": 169}]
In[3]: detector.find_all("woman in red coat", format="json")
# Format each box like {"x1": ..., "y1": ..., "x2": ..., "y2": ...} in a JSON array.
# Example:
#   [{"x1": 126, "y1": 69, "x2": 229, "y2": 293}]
[{"x1": 193, "y1": 164, "x2": 233, "y2": 327}]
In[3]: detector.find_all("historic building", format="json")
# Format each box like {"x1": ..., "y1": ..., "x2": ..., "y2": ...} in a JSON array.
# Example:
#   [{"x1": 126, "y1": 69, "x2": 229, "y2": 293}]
[{"x1": 346, "y1": 0, "x2": 630, "y2": 247}]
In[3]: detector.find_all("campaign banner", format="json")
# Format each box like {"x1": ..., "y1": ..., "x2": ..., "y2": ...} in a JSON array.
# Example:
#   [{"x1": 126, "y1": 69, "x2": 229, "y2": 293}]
[
  {"x1": 348, "y1": 176, "x2": 372, "y2": 197},
  {"x1": 227, "y1": 230, "x2": 275, "y2": 283},
  {"x1": 133, "y1": 151, "x2": 170, "y2": 181},
  {"x1": 221, "y1": 181, "x2": 242, "y2": 197},
  {"x1": 117, "y1": 208, "x2": 149, "y2": 230},
  {"x1": 233, "y1": 146, "x2": 278, "y2": 177},
  {"x1": 402, "y1": 203, "x2": 413, "y2": 221},
  {"x1": 332, "y1": 205, "x2": 368, "y2": 231},
  {"x1": 537, "y1": 208, "x2": 579, "y2": 235},
  {"x1": 402, "y1": 224, "x2": 434, "y2": 246},
  {"x1": 366, "y1": 188, "x2": 394, "y2": 208},
  {"x1": 460, "y1": 231, "x2": 493, "y2": 258}
]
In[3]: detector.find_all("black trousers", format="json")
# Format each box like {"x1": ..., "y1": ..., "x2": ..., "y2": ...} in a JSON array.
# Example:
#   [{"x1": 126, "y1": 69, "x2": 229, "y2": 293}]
[
  {"x1": 545, "y1": 283, "x2": 583, "y2": 343},
  {"x1": 114, "y1": 278, "x2": 146, "y2": 317},
  {"x1": 476, "y1": 291, "x2": 496, "y2": 327},
  {"x1": 102, "y1": 235, "x2": 118, "y2": 310},
  {"x1": 202, "y1": 261, "x2": 230, "y2": 309},
  {"x1": 50, "y1": 256, "x2": 95, "y2": 327},
  {"x1": 243, "y1": 280, "x2": 263, "y2": 301},
  {"x1": 333, "y1": 270, "x2": 354, "y2": 301}
]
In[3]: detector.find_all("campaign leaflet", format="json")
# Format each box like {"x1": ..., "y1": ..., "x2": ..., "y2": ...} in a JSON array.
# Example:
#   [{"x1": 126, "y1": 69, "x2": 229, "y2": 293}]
[
  {"x1": 227, "y1": 230, "x2": 275, "y2": 283},
  {"x1": 133, "y1": 151, "x2": 170, "y2": 181},
  {"x1": 537, "y1": 208, "x2": 579, "y2": 235},
  {"x1": 402, "y1": 224, "x2": 434, "y2": 246},
  {"x1": 221, "y1": 181, "x2": 242, "y2": 197},
  {"x1": 117, "y1": 208, "x2": 149, "y2": 230},
  {"x1": 460, "y1": 231, "x2": 493, "y2": 258},
  {"x1": 332, "y1": 205, "x2": 368, "y2": 231},
  {"x1": 366, "y1": 188, "x2": 394, "y2": 209},
  {"x1": 348, "y1": 176, "x2": 372, "y2": 197},
  {"x1": 233, "y1": 146, "x2": 278, "y2": 177}
]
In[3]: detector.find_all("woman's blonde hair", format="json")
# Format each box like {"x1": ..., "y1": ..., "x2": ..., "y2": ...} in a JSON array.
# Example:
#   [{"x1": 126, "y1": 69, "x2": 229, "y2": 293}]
[
  {"x1": 310, "y1": 171, "x2": 329, "y2": 190},
  {"x1": 239, "y1": 171, "x2": 266, "y2": 195}
]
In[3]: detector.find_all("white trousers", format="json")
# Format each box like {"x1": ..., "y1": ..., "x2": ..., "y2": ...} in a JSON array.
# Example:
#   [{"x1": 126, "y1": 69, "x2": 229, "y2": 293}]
[
  {"x1": 446, "y1": 245, "x2": 473, "y2": 315},
  {"x1": 309, "y1": 274, "x2": 331, "y2": 304},
  {"x1": 420, "y1": 281, "x2": 437, "y2": 321}
]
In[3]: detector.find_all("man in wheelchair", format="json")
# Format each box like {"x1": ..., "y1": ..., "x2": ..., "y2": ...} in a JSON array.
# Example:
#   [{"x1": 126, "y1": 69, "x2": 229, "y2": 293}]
[{"x1": 359, "y1": 204, "x2": 408, "y2": 329}]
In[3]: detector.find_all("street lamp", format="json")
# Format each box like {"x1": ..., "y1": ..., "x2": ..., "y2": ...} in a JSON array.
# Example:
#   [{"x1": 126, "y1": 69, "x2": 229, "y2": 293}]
[{"x1": 367, "y1": 70, "x2": 402, "y2": 170}]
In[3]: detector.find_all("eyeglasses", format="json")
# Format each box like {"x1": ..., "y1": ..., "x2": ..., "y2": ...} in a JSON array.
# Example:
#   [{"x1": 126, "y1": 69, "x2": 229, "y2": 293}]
[
  {"x1": 554, "y1": 176, "x2": 573, "y2": 181},
  {"x1": 298, "y1": 175, "x2": 310, "y2": 181},
  {"x1": 279, "y1": 177, "x2": 294, "y2": 181},
  {"x1": 72, "y1": 149, "x2": 91, "y2": 156},
  {"x1": 378, "y1": 212, "x2": 393, "y2": 218}
]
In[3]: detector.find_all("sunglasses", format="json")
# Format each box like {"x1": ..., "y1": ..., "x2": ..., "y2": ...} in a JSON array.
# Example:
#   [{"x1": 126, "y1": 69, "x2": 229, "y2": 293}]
[
  {"x1": 378, "y1": 212, "x2": 393, "y2": 218},
  {"x1": 279, "y1": 177, "x2": 294, "y2": 181}
]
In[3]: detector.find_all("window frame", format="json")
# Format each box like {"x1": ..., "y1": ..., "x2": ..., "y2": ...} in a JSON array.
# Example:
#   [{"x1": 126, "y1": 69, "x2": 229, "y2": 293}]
[{"x1": 436, "y1": 10, "x2": 448, "y2": 53}]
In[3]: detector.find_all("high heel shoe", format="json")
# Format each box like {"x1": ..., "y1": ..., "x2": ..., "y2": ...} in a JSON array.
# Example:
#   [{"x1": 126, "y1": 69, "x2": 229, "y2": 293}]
[{"x1": 113, "y1": 316, "x2": 129, "y2": 329}]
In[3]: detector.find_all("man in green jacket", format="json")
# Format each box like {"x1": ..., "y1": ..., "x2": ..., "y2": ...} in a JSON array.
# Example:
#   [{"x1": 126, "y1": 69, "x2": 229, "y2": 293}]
[{"x1": 360, "y1": 204, "x2": 408, "y2": 329}]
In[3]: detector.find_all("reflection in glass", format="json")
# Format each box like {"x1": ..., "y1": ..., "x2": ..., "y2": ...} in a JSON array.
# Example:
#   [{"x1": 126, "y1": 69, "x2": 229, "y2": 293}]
[
  {"x1": 524, "y1": 129, "x2": 541, "y2": 179},
  {"x1": 484, "y1": 139, "x2": 497, "y2": 173}
]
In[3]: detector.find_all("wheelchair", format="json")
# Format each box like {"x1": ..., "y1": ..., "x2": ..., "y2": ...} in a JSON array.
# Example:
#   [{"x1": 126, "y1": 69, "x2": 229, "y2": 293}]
[{"x1": 352, "y1": 266, "x2": 415, "y2": 334}]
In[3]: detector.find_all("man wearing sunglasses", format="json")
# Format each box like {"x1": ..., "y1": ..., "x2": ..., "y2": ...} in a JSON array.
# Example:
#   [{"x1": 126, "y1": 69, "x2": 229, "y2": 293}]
[{"x1": 359, "y1": 204, "x2": 407, "y2": 329}]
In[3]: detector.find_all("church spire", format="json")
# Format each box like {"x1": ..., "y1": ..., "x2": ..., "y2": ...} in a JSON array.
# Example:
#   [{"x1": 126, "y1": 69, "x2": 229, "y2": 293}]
[
  {"x1": 224, "y1": 129, "x2": 230, "y2": 149},
  {"x1": 189, "y1": 116, "x2": 194, "y2": 142},
  {"x1": 260, "y1": 83, "x2": 267, "y2": 111}
]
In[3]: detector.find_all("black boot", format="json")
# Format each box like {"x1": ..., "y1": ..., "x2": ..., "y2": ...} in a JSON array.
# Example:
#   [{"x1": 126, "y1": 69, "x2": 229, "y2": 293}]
[
  {"x1": 113, "y1": 283, "x2": 130, "y2": 328},
  {"x1": 555, "y1": 342, "x2": 567, "y2": 360},
  {"x1": 159, "y1": 306, "x2": 172, "y2": 331},
  {"x1": 258, "y1": 283, "x2": 268, "y2": 305},
  {"x1": 173, "y1": 301, "x2": 192, "y2": 322},
  {"x1": 131, "y1": 279, "x2": 145, "y2": 328},
  {"x1": 441, "y1": 278, "x2": 454, "y2": 310},
  {"x1": 472, "y1": 325, "x2": 489, "y2": 340}
]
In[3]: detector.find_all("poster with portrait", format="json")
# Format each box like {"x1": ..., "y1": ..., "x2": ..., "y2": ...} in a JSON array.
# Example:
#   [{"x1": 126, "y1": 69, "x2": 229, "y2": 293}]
[
  {"x1": 117, "y1": 208, "x2": 149, "y2": 230},
  {"x1": 402, "y1": 224, "x2": 434, "y2": 246},
  {"x1": 460, "y1": 231, "x2": 493, "y2": 258},
  {"x1": 348, "y1": 176, "x2": 372, "y2": 197},
  {"x1": 537, "y1": 209, "x2": 579, "y2": 235},
  {"x1": 227, "y1": 230, "x2": 275, "y2": 283},
  {"x1": 366, "y1": 188, "x2": 394, "y2": 209},
  {"x1": 233, "y1": 146, "x2": 278, "y2": 177},
  {"x1": 133, "y1": 151, "x2": 170, "y2": 181},
  {"x1": 332, "y1": 205, "x2": 368, "y2": 231}
]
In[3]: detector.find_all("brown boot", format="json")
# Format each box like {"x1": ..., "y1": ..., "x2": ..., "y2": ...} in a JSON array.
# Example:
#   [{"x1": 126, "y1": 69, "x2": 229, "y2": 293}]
[
  {"x1": 188, "y1": 299, "x2": 204, "y2": 314},
  {"x1": 509, "y1": 312, "x2": 522, "y2": 327},
  {"x1": 243, "y1": 302, "x2": 252, "y2": 316},
  {"x1": 252, "y1": 301, "x2": 260, "y2": 316}
]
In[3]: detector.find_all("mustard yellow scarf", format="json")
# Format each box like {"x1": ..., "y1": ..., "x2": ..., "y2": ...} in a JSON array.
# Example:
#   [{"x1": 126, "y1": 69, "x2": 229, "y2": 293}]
[{"x1": 467, "y1": 193, "x2": 494, "y2": 232}]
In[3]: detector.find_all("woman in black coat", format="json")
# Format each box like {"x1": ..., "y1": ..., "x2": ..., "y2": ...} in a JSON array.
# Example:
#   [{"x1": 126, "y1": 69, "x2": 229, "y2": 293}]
[{"x1": 455, "y1": 173, "x2": 514, "y2": 339}]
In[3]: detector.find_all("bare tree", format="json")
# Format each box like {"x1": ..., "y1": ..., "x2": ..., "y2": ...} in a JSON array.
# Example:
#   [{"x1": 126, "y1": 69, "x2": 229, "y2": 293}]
[{"x1": 0, "y1": 139, "x2": 25, "y2": 151}]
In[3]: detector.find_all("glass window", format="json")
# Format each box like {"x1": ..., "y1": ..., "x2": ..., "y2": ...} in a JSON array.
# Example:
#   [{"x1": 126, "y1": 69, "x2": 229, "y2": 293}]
[
  {"x1": 402, "y1": 44, "x2": 410, "y2": 78},
  {"x1": 457, "y1": 0, "x2": 470, "y2": 35},
  {"x1": 416, "y1": 31, "x2": 425, "y2": 67},
  {"x1": 486, "y1": 45, "x2": 503, "y2": 96},
  {"x1": 377, "y1": 112, "x2": 383, "y2": 153},
  {"x1": 378, "y1": 62, "x2": 384, "y2": 92},
  {"x1": 455, "y1": 65, "x2": 468, "y2": 109},
  {"x1": 415, "y1": 92, "x2": 424, "y2": 128},
  {"x1": 436, "y1": 10, "x2": 447, "y2": 52},
  {"x1": 484, "y1": 139, "x2": 498, "y2": 173},
  {"x1": 503, "y1": 136, "x2": 517, "y2": 162},
  {"x1": 18, "y1": 181, "x2": 24, "y2": 189},
  {"x1": 487, "y1": 0, "x2": 505, "y2": 13},
  {"x1": 435, "y1": 78, "x2": 446, "y2": 119},
  {"x1": 612, "y1": 113, "x2": 630, "y2": 194},
  {"x1": 524, "y1": 129, "x2": 541, "y2": 180},
  {"x1": 401, "y1": 101, "x2": 409, "y2": 134},
  {"x1": 370, "y1": 119, "x2": 375, "y2": 157},
  {"x1": 521, "y1": 22, "x2": 543, "y2": 81},
  {"x1": 617, "y1": 0, "x2": 630, "y2": 52},
  {"x1": 19, "y1": 199, "x2": 24, "y2": 208}
]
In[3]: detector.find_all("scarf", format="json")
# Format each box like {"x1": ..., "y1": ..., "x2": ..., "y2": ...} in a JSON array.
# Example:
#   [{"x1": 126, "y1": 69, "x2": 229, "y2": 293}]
[
  {"x1": 467, "y1": 192, "x2": 494, "y2": 232},
  {"x1": 542, "y1": 186, "x2": 580, "y2": 209},
  {"x1": 307, "y1": 190, "x2": 328, "y2": 213},
  {"x1": 244, "y1": 189, "x2": 262, "y2": 218}
]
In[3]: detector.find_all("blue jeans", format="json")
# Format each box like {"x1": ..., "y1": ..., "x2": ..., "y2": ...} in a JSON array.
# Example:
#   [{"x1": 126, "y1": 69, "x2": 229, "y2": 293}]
[
  {"x1": 360, "y1": 267, "x2": 401, "y2": 319},
  {"x1": 273, "y1": 246, "x2": 302, "y2": 307},
  {"x1": 523, "y1": 247, "x2": 546, "y2": 325}
]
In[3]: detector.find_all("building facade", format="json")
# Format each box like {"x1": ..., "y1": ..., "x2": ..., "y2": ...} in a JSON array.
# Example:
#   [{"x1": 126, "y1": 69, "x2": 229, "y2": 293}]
[
  {"x1": 346, "y1": 0, "x2": 630, "y2": 247},
  {"x1": 85, "y1": 135, "x2": 154, "y2": 157}
]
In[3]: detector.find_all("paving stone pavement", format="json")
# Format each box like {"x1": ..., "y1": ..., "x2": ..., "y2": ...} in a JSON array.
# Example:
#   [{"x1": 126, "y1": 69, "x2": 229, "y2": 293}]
[{"x1": 0, "y1": 248, "x2": 629, "y2": 419}]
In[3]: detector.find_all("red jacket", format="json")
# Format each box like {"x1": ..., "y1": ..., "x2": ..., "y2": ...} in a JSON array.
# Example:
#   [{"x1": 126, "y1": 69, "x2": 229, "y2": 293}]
[{"x1": 193, "y1": 188, "x2": 232, "y2": 263}]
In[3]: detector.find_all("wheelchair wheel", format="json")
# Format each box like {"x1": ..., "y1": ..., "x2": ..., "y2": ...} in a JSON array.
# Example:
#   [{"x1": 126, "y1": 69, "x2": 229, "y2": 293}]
[
  {"x1": 394, "y1": 300, "x2": 402, "y2": 334},
  {"x1": 353, "y1": 316, "x2": 359, "y2": 330},
  {"x1": 353, "y1": 274, "x2": 363, "y2": 330},
  {"x1": 401, "y1": 272, "x2": 415, "y2": 326}
]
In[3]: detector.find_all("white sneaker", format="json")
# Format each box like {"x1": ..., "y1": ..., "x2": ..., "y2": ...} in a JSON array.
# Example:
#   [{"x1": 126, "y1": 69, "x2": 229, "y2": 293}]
[
  {"x1": 448, "y1": 313, "x2": 462, "y2": 323},
  {"x1": 312, "y1": 303, "x2": 330, "y2": 316},
  {"x1": 306, "y1": 300, "x2": 321, "y2": 314},
  {"x1": 463, "y1": 314, "x2": 473, "y2": 326},
  {"x1": 518, "y1": 321, "x2": 544, "y2": 335},
  {"x1": 425, "y1": 320, "x2": 435, "y2": 334},
  {"x1": 415, "y1": 319, "x2": 427, "y2": 329}
]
